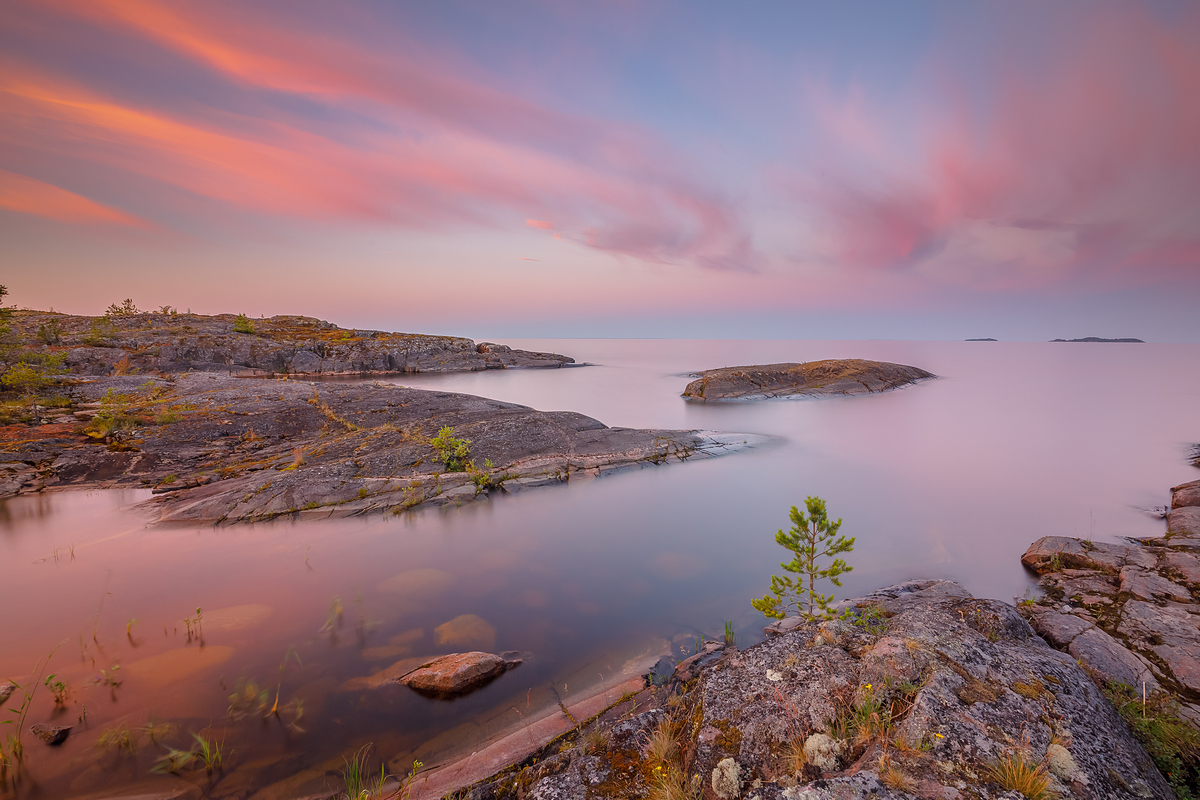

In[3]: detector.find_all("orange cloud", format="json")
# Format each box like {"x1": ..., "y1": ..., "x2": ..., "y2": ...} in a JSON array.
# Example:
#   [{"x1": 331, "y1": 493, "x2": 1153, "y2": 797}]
[
  {"x1": 0, "y1": 168, "x2": 143, "y2": 226},
  {"x1": 525, "y1": 219, "x2": 553, "y2": 229}
]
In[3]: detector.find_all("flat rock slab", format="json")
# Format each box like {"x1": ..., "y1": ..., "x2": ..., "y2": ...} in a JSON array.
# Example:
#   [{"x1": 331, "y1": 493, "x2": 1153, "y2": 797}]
[
  {"x1": 1173, "y1": 478, "x2": 1200, "y2": 509},
  {"x1": 681, "y1": 358, "x2": 934, "y2": 401},
  {"x1": 1021, "y1": 535, "x2": 1155, "y2": 574},
  {"x1": 399, "y1": 652, "x2": 509, "y2": 696},
  {"x1": 4, "y1": 373, "x2": 758, "y2": 521},
  {"x1": 1169, "y1": 506, "x2": 1200, "y2": 538}
]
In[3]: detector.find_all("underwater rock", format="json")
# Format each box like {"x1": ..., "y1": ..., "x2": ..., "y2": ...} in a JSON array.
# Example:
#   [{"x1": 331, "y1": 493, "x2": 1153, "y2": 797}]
[
  {"x1": 30, "y1": 723, "x2": 71, "y2": 745},
  {"x1": 399, "y1": 651, "x2": 510, "y2": 697}
]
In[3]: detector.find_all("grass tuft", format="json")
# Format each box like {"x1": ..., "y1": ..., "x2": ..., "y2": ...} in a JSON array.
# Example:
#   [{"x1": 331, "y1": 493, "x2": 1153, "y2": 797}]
[{"x1": 987, "y1": 749, "x2": 1052, "y2": 800}]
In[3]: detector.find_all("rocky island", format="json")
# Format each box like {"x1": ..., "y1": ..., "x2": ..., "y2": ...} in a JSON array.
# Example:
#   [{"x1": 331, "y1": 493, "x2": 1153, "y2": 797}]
[
  {"x1": 6, "y1": 309, "x2": 575, "y2": 375},
  {"x1": 682, "y1": 359, "x2": 935, "y2": 402},
  {"x1": 0, "y1": 310, "x2": 754, "y2": 520}
]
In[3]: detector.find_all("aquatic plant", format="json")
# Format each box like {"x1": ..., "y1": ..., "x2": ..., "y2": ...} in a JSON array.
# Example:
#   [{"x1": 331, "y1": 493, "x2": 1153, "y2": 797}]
[
  {"x1": 723, "y1": 620, "x2": 736, "y2": 648},
  {"x1": 752, "y1": 496, "x2": 854, "y2": 620},
  {"x1": 98, "y1": 722, "x2": 137, "y2": 754},
  {"x1": 151, "y1": 746, "x2": 196, "y2": 774},
  {"x1": 341, "y1": 743, "x2": 390, "y2": 799},
  {"x1": 43, "y1": 674, "x2": 68, "y2": 706},
  {"x1": 191, "y1": 732, "x2": 225, "y2": 776}
]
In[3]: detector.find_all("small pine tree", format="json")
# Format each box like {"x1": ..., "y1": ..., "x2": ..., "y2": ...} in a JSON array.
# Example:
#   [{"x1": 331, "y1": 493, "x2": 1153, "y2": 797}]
[
  {"x1": 752, "y1": 496, "x2": 855, "y2": 620},
  {"x1": 233, "y1": 314, "x2": 255, "y2": 334}
]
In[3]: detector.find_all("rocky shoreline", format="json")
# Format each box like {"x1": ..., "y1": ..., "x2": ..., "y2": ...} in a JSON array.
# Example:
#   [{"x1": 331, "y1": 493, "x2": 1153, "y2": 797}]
[
  {"x1": 0, "y1": 372, "x2": 757, "y2": 521},
  {"x1": 431, "y1": 579, "x2": 1170, "y2": 800},
  {"x1": 8, "y1": 310, "x2": 575, "y2": 376},
  {"x1": 405, "y1": 477, "x2": 1200, "y2": 800},
  {"x1": 681, "y1": 360, "x2": 935, "y2": 402}
]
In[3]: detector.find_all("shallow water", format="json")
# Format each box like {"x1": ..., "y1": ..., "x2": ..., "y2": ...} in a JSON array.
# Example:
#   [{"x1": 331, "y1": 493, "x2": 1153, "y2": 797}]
[{"x1": 1, "y1": 339, "x2": 1197, "y2": 797}]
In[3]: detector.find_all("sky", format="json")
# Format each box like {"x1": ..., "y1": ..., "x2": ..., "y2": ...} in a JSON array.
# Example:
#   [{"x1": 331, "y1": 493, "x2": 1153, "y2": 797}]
[{"x1": 1, "y1": 0, "x2": 1199, "y2": 341}]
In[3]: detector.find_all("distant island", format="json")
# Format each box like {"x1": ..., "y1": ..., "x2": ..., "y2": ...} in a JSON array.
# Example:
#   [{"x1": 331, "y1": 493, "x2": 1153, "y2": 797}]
[
  {"x1": 1050, "y1": 337, "x2": 1145, "y2": 343},
  {"x1": 965, "y1": 338, "x2": 997, "y2": 341}
]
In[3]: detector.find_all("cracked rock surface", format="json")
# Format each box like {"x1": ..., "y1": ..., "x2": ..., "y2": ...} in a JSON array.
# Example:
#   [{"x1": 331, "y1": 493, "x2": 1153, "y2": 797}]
[
  {"x1": 1020, "y1": 477, "x2": 1200, "y2": 717},
  {"x1": 454, "y1": 580, "x2": 1169, "y2": 800},
  {"x1": 1, "y1": 374, "x2": 754, "y2": 522}
]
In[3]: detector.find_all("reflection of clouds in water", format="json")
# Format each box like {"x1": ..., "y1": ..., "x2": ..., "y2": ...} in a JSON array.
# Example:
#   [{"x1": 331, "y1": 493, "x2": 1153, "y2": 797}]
[
  {"x1": 651, "y1": 552, "x2": 705, "y2": 581},
  {"x1": 577, "y1": 600, "x2": 604, "y2": 615}
]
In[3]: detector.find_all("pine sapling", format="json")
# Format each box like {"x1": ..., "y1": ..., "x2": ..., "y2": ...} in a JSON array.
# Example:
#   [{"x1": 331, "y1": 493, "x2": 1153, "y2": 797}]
[{"x1": 752, "y1": 496, "x2": 855, "y2": 620}]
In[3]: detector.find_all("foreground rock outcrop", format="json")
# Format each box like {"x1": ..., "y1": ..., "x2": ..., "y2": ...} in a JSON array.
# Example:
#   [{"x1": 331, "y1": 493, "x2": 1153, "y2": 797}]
[
  {"x1": 8, "y1": 309, "x2": 573, "y2": 376},
  {"x1": 0, "y1": 373, "x2": 754, "y2": 520},
  {"x1": 450, "y1": 580, "x2": 1170, "y2": 799},
  {"x1": 682, "y1": 359, "x2": 935, "y2": 402},
  {"x1": 1021, "y1": 478, "x2": 1200, "y2": 714}
]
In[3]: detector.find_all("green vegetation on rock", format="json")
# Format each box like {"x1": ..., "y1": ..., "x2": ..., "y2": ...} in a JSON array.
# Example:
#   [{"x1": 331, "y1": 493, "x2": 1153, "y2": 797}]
[{"x1": 752, "y1": 496, "x2": 855, "y2": 620}]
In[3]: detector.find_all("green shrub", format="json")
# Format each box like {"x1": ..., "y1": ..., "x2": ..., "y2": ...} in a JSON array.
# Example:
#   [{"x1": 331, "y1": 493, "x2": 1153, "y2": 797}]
[
  {"x1": 1104, "y1": 681, "x2": 1200, "y2": 797},
  {"x1": 430, "y1": 425, "x2": 472, "y2": 472},
  {"x1": 105, "y1": 299, "x2": 140, "y2": 317},
  {"x1": 752, "y1": 496, "x2": 855, "y2": 620},
  {"x1": 37, "y1": 319, "x2": 62, "y2": 345},
  {"x1": 233, "y1": 314, "x2": 255, "y2": 334}
]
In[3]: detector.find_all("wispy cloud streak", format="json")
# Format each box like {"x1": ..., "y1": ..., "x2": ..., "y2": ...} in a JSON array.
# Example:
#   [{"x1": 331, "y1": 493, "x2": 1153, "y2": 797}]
[{"x1": 1, "y1": 0, "x2": 756, "y2": 271}]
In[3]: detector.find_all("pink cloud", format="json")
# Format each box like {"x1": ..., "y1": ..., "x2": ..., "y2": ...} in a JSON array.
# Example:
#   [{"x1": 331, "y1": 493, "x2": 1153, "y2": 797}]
[
  {"x1": 795, "y1": 7, "x2": 1200, "y2": 291},
  {"x1": 525, "y1": 219, "x2": 554, "y2": 229},
  {"x1": 3, "y1": 0, "x2": 755, "y2": 272},
  {"x1": 0, "y1": 168, "x2": 146, "y2": 226}
]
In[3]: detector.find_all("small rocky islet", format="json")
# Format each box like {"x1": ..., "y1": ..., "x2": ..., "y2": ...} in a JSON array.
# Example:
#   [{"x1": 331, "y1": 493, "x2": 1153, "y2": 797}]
[{"x1": 681, "y1": 359, "x2": 935, "y2": 402}]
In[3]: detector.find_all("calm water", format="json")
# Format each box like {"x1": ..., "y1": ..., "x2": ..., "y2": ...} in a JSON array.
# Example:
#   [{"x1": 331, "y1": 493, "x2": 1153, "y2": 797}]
[{"x1": 2, "y1": 339, "x2": 1198, "y2": 797}]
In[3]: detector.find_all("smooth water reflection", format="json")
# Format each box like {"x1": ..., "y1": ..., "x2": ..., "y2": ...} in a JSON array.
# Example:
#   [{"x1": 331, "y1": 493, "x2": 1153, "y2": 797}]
[{"x1": 1, "y1": 339, "x2": 1197, "y2": 797}]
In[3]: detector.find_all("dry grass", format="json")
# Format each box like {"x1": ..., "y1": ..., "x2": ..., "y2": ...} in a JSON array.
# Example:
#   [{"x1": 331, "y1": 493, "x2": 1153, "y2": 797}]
[
  {"x1": 987, "y1": 749, "x2": 1052, "y2": 800},
  {"x1": 780, "y1": 736, "x2": 807, "y2": 777},
  {"x1": 644, "y1": 718, "x2": 678, "y2": 767},
  {"x1": 878, "y1": 751, "x2": 917, "y2": 793}
]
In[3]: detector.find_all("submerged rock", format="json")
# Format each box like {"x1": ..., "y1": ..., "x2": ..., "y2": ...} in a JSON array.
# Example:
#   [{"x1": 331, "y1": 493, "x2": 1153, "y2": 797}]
[
  {"x1": 0, "y1": 682, "x2": 14, "y2": 706},
  {"x1": 399, "y1": 651, "x2": 512, "y2": 697},
  {"x1": 29, "y1": 723, "x2": 71, "y2": 745},
  {"x1": 682, "y1": 359, "x2": 934, "y2": 402}
]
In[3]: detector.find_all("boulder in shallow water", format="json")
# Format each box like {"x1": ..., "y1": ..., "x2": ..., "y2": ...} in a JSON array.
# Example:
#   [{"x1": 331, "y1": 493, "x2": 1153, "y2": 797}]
[
  {"x1": 30, "y1": 723, "x2": 71, "y2": 745},
  {"x1": 0, "y1": 682, "x2": 14, "y2": 706},
  {"x1": 399, "y1": 651, "x2": 509, "y2": 696}
]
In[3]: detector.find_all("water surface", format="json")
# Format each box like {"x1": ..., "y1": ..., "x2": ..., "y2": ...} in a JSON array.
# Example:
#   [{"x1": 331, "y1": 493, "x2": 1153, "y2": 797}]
[{"x1": 1, "y1": 339, "x2": 1197, "y2": 797}]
